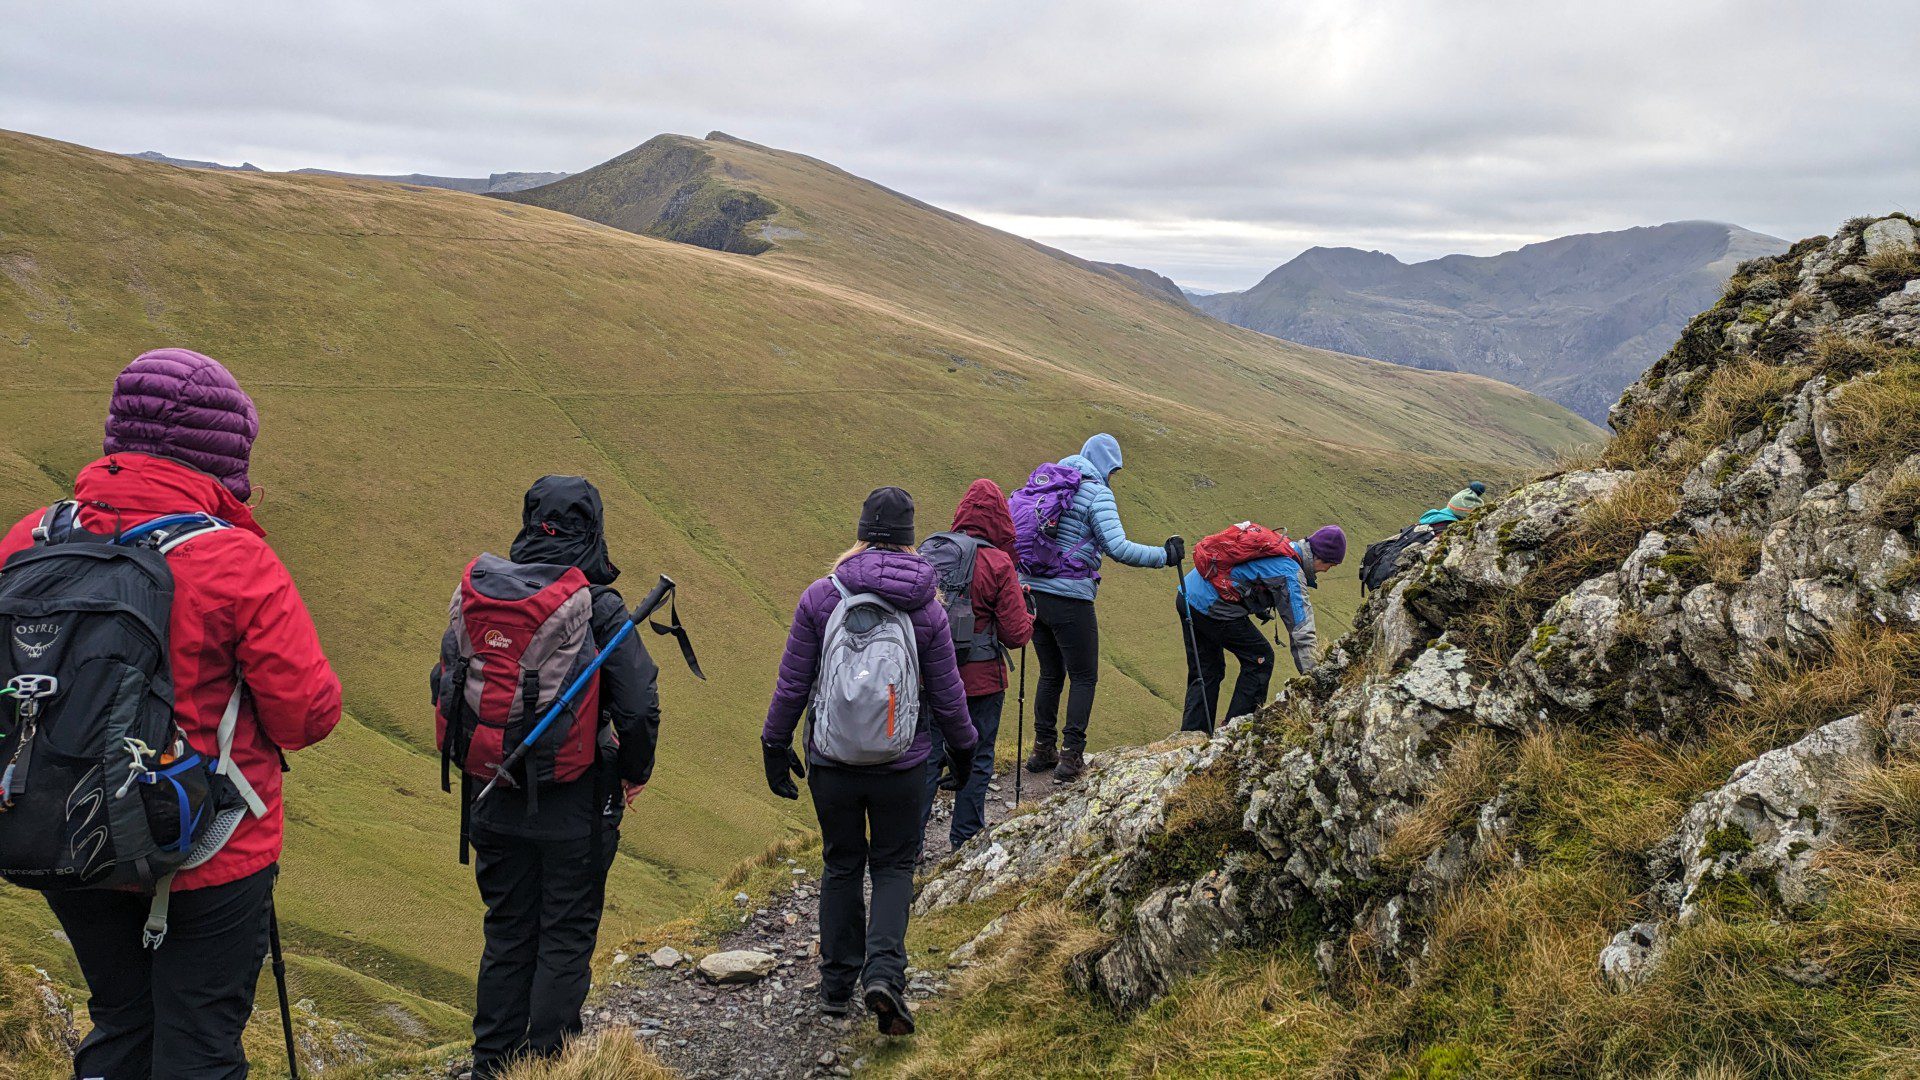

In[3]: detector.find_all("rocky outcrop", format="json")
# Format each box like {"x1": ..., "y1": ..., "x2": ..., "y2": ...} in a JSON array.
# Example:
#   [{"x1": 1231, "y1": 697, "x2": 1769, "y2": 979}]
[{"x1": 918, "y1": 214, "x2": 1920, "y2": 1012}]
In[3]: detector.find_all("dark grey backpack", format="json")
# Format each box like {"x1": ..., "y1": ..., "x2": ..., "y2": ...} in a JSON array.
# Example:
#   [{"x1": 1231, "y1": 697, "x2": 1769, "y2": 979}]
[
  {"x1": 0, "y1": 504, "x2": 261, "y2": 947},
  {"x1": 917, "y1": 531, "x2": 999, "y2": 663}
]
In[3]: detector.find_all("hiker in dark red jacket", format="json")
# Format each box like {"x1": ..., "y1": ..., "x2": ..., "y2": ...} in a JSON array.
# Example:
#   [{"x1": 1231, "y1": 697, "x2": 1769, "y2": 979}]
[
  {"x1": 0, "y1": 348, "x2": 341, "y2": 1078},
  {"x1": 762, "y1": 486, "x2": 974, "y2": 1036},
  {"x1": 439, "y1": 475, "x2": 662, "y2": 1080},
  {"x1": 922, "y1": 479, "x2": 1033, "y2": 854}
]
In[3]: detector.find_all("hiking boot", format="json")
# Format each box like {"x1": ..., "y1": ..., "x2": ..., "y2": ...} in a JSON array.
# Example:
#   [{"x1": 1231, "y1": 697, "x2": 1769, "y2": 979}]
[
  {"x1": 820, "y1": 991, "x2": 853, "y2": 1017},
  {"x1": 1053, "y1": 747, "x2": 1085, "y2": 782},
  {"x1": 863, "y1": 982, "x2": 915, "y2": 1036},
  {"x1": 1024, "y1": 744, "x2": 1057, "y2": 773}
]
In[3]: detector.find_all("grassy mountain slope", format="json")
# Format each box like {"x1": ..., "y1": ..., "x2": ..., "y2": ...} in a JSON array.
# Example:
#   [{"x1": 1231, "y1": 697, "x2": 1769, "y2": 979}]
[
  {"x1": 1199, "y1": 222, "x2": 1789, "y2": 423},
  {"x1": 506, "y1": 131, "x2": 1598, "y2": 464},
  {"x1": 0, "y1": 128, "x2": 1589, "y2": 1056}
]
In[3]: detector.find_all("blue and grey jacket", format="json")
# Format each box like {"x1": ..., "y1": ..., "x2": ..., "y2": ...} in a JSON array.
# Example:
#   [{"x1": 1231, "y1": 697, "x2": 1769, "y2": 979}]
[
  {"x1": 1021, "y1": 433, "x2": 1168, "y2": 601},
  {"x1": 1180, "y1": 543, "x2": 1320, "y2": 674}
]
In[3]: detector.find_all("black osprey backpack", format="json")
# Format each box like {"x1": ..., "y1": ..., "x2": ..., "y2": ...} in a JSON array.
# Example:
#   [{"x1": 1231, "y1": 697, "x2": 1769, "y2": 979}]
[{"x1": 0, "y1": 504, "x2": 259, "y2": 947}]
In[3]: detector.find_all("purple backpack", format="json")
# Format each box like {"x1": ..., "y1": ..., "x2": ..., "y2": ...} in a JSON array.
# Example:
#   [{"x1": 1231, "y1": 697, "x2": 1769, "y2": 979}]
[{"x1": 1010, "y1": 463, "x2": 1094, "y2": 579}]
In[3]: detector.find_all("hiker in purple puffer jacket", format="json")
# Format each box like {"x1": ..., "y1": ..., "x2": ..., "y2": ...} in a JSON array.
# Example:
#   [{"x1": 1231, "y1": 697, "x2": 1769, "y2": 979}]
[{"x1": 762, "y1": 486, "x2": 974, "y2": 1037}]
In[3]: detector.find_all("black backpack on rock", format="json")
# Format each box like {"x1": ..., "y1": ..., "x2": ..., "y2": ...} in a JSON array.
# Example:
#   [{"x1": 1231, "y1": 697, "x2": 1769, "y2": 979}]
[
  {"x1": 1360, "y1": 522, "x2": 1447, "y2": 592},
  {"x1": 0, "y1": 504, "x2": 261, "y2": 947}
]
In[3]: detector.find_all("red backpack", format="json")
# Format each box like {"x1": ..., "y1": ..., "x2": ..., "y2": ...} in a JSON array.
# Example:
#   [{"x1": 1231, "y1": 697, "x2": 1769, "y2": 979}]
[
  {"x1": 1193, "y1": 523, "x2": 1297, "y2": 603},
  {"x1": 436, "y1": 554, "x2": 601, "y2": 823}
]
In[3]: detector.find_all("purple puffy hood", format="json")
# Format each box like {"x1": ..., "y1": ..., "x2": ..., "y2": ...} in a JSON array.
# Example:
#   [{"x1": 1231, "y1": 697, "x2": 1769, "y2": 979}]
[
  {"x1": 833, "y1": 548, "x2": 938, "y2": 610},
  {"x1": 103, "y1": 349, "x2": 259, "y2": 501}
]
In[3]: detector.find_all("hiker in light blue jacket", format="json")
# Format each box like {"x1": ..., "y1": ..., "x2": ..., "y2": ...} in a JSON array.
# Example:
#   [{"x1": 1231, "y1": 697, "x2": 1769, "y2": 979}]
[{"x1": 1020, "y1": 433, "x2": 1181, "y2": 781}]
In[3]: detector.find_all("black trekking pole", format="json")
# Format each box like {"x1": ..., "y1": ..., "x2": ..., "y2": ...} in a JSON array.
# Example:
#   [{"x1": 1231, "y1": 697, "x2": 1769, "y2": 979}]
[
  {"x1": 1173, "y1": 556, "x2": 1215, "y2": 735},
  {"x1": 1013, "y1": 645, "x2": 1027, "y2": 807},
  {"x1": 268, "y1": 899, "x2": 300, "y2": 1079}
]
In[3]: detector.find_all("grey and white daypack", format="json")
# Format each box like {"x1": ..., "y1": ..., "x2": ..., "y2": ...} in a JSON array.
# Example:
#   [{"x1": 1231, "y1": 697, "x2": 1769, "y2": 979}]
[{"x1": 808, "y1": 576, "x2": 920, "y2": 765}]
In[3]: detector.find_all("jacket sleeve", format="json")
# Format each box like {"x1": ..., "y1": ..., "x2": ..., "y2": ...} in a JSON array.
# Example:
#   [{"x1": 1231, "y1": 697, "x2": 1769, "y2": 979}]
[
  {"x1": 764, "y1": 580, "x2": 828, "y2": 746},
  {"x1": 917, "y1": 603, "x2": 976, "y2": 751},
  {"x1": 592, "y1": 587, "x2": 661, "y2": 786},
  {"x1": 983, "y1": 552, "x2": 1033, "y2": 649},
  {"x1": 232, "y1": 540, "x2": 342, "y2": 752},
  {"x1": 1087, "y1": 487, "x2": 1168, "y2": 569},
  {"x1": 1276, "y1": 567, "x2": 1318, "y2": 674}
]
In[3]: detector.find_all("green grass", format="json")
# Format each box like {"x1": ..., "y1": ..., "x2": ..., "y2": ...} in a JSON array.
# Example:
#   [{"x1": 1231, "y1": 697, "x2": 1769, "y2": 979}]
[{"x1": 0, "y1": 127, "x2": 1592, "y2": 1056}]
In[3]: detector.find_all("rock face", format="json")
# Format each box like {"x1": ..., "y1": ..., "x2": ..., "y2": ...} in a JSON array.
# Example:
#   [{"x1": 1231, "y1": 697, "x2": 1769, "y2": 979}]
[{"x1": 918, "y1": 214, "x2": 1920, "y2": 1011}]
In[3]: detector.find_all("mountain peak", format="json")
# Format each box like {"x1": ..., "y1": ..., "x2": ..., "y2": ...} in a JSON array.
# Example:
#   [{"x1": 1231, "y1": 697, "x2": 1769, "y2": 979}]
[{"x1": 1199, "y1": 222, "x2": 1790, "y2": 421}]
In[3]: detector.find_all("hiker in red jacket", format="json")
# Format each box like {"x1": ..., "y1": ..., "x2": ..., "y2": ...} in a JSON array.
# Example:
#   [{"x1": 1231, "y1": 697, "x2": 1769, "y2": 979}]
[
  {"x1": 921, "y1": 480, "x2": 1034, "y2": 855},
  {"x1": 0, "y1": 349, "x2": 341, "y2": 1078}
]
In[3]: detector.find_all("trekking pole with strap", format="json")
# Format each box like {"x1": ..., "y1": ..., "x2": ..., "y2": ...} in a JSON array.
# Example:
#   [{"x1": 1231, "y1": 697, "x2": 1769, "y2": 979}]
[
  {"x1": 1173, "y1": 556, "x2": 1215, "y2": 735},
  {"x1": 268, "y1": 897, "x2": 300, "y2": 1079},
  {"x1": 474, "y1": 575, "x2": 702, "y2": 804},
  {"x1": 1013, "y1": 644, "x2": 1026, "y2": 808}
]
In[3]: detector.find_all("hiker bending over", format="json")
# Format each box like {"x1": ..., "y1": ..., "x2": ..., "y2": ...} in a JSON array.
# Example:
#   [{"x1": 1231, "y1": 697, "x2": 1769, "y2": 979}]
[
  {"x1": 1178, "y1": 524, "x2": 1345, "y2": 731},
  {"x1": 762, "y1": 487, "x2": 974, "y2": 1036},
  {"x1": 919, "y1": 479, "x2": 1034, "y2": 856},
  {"x1": 434, "y1": 476, "x2": 661, "y2": 1080},
  {"x1": 1358, "y1": 482, "x2": 1484, "y2": 592},
  {"x1": 1014, "y1": 434, "x2": 1179, "y2": 781},
  {"x1": 0, "y1": 349, "x2": 342, "y2": 1077}
]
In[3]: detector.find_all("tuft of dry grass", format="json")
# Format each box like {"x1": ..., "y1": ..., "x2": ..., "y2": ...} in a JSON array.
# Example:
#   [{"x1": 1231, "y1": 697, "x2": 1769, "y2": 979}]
[
  {"x1": 1825, "y1": 361, "x2": 1920, "y2": 474},
  {"x1": 1381, "y1": 731, "x2": 1509, "y2": 869},
  {"x1": 1875, "y1": 469, "x2": 1920, "y2": 531},
  {"x1": 1681, "y1": 359, "x2": 1808, "y2": 459},
  {"x1": 1812, "y1": 332, "x2": 1908, "y2": 376},
  {"x1": 1864, "y1": 245, "x2": 1920, "y2": 278},
  {"x1": 497, "y1": 1029, "x2": 676, "y2": 1079},
  {"x1": 1693, "y1": 529, "x2": 1763, "y2": 587},
  {"x1": 1742, "y1": 625, "x2": 1920, "y2": 740}
]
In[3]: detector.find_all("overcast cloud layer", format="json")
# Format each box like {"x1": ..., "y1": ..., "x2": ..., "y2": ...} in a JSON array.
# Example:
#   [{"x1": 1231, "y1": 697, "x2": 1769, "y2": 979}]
[{"x1": 4, "y1": 0, "x2": 1915, "y2": 290}]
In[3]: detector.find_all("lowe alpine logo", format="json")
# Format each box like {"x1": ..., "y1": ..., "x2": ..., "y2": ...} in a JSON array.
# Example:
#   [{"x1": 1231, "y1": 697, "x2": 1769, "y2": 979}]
[
  {"x1": 484, "y1": 629, "x2": 514, "y2": 650},
  {"x1": 11, "y1": 622, "x2": 60, "y2": 660}
]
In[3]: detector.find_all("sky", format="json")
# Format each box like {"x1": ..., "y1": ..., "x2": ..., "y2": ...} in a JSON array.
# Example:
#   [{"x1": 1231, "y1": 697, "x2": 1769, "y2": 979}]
[{"x1": 4, "y1": 0, "x2": 1916, "y2": 291}]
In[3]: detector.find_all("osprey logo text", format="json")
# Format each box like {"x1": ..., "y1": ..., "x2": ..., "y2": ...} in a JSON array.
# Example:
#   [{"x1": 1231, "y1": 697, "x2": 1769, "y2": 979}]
[
  {"x1": 484, "y1": 629, "x2": 514, "y2": 650},
  {"x1": 11, "y1": 622, "x2": 61, "y2": 661}
]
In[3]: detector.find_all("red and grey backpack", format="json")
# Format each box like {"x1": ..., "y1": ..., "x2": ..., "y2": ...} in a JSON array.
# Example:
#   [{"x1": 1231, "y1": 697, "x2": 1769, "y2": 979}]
[
  {"x1": 1193, "y1": 522, "x2": 1297, "y2": 603},
  {"x1": 436, "y1": 553, "x2": 600, "y2": 860}
]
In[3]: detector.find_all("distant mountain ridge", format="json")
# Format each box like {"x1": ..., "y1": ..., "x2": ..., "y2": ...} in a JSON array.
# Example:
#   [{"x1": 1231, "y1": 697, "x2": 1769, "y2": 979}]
[
  {"x1": 129, "y1": 150, "x2": 261, "y2": 172},
  {"x1": 121, "y1": 150, "x2": 565, "y2": 193},
  {"x1": 292, "y1": 168, "x2": 568, "y2": 194},
  {"x1": 1196, "y1": 221, "x2": 1789, "y2": 421}
]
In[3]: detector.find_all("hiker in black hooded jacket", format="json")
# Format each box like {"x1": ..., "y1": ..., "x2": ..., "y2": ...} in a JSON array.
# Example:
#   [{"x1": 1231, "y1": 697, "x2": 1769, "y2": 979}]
[{"x1": 434, "y1": 475, "x2": 661, "y2": 1080}]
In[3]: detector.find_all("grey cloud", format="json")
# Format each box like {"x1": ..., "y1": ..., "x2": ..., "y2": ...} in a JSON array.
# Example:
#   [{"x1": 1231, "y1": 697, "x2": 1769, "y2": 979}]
[{"x1": 4, "y1": 0, "x2": 1914, "y2": 289}]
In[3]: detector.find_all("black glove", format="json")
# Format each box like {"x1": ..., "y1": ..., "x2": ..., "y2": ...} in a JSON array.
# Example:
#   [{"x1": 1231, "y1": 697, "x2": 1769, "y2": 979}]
[
  {"x1": 946, "y1": 741, "x2": 972, "y2": 789},
  {"x1": 763, "y1": 742, "x2": 804, "y2": 800},
  {"x1": 1164, "y1": 536, "x2": 1186, "y2": 565}
]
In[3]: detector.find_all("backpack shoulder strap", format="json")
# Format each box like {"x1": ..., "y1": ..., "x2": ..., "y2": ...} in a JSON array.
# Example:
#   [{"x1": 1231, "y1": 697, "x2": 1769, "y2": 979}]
[{"x1": 213, "y1": 683, "x2": 269, "y2": 818}]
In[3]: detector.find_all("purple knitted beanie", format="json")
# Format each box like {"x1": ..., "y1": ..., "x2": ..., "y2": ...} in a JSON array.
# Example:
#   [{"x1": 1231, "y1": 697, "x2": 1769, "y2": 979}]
[{"x1": 103, "y1": 349, "x2": 258, "y2": 500}]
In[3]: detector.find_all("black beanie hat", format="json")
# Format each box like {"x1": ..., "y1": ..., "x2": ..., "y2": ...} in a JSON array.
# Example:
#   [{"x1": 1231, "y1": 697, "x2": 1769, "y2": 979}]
[{"x1": 858, "y1": 486, "x2": 916, "y2": 545}]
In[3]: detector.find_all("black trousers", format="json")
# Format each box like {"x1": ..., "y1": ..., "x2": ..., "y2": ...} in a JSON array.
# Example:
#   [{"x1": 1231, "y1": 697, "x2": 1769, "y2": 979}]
[
  {"x1": 809, "y1": 763, "x2": 925, "y2": 999},
  {"x1": 46, "y1": 864, "x2": 277, "y2": 1080},
  {"x1": 1030, "y1": 592, "x2": 1099, "y2": 753},
  {"x1": 470, "y1": 826, "x2": 618, "y2": 1080},
  {"x1": 924, "y1": 691, "x2": 1005, "y2": 850},
  {"x1": 1178, "y1": 598, "x2": 1274, "y2": 732}
]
